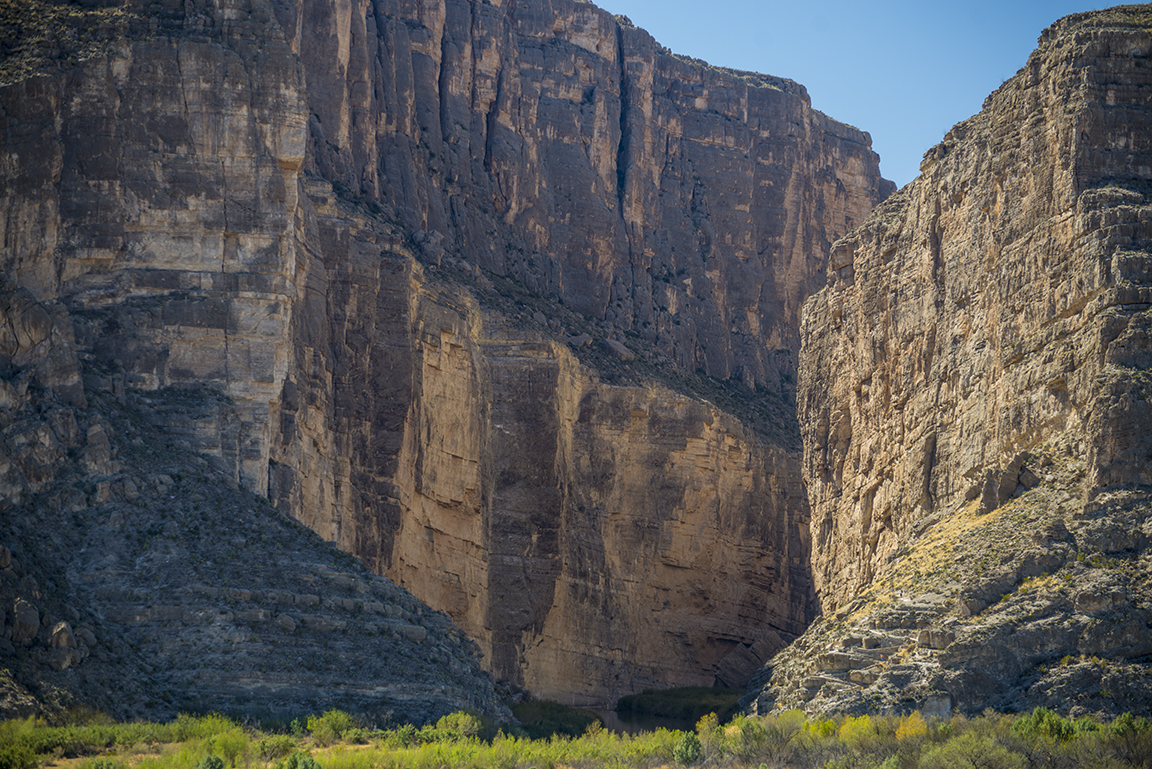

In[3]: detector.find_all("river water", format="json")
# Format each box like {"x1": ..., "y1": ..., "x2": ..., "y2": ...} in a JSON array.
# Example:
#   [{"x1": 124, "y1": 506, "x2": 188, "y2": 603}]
[{"x1": 597, "y1": 709, "x2": 697, "y2": 735}]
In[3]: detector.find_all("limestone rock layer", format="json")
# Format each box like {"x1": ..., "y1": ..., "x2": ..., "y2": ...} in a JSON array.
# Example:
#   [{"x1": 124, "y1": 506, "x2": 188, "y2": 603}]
[{"x1": 286, "y1": 0, "x2": 893, "y2": 392}]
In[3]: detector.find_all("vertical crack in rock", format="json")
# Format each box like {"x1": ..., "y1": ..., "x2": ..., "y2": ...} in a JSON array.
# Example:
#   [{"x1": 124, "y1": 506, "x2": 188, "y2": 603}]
[{"x1": 613, "y1": 22, "x2": 628, "y2": 218}]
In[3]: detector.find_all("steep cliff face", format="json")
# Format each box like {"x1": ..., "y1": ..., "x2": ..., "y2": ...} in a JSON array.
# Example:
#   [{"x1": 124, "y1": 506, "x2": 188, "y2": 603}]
[
  {"x1": 278, "y1": 0, "x2": 892, "y2": 392},
  {"x1": 1, "y1": 0, "x2": 309, "y2": 495},
  {"x1": 0, "y1": 290, "x2": 508, "y2": 724},
  {"x1": 751, "y1": 7, "x2": 1152, "y2": 717},
  {"x1": 800, "y1": 5, "x2": 1152, "y2": 611},
  {"x1": 0, "y1": 0, "x2": 890, "y2": 706}
]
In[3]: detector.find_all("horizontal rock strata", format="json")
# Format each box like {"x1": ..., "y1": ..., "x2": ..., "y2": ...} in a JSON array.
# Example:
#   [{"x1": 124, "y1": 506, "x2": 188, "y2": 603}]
[{"x1": 800, "y1": 6, "x2": 1152, "y2": 611}]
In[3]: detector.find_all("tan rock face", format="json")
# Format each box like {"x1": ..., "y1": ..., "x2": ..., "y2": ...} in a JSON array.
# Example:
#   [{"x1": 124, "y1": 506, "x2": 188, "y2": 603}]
[
  {"x1": 1, "y1": 3, "x2": 308, "y2": 494},
  {"x1": 799, "y1": 11, "x2": 1152, "y2": 609}
]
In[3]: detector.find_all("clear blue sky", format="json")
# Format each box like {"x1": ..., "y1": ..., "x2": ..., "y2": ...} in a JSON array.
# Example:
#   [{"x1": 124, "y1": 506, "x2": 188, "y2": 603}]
[{"x1": 593, "y1": 0, "x2": 1107, "y2": 188}]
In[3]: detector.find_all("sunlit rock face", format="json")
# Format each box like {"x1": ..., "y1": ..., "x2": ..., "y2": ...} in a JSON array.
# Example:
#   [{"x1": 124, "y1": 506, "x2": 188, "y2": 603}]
[
  {"x1": 748, "y1": 7, "x2": 1152, "y2": 720},
  {"x1": 800, "y1": 8, "x2": 1152, "y2": 611}
]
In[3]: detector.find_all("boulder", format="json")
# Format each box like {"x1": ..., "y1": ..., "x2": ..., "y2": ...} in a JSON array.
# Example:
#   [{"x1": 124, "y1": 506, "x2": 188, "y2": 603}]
[
  {"x1": 11, "y1": 598, "x2": 39, "y2": 644},
  {"x1": 50, "y1": 621, "x2": 76, "y2": 649},
  {"x1": 603, "y1": 339, "x2": 635, "y2": 361},
  {"x1": 46, "y1": 648, "x2": 74, "y2": 671},
  {"x1": 1074, "y1": 589, "x2": 1127, "y2": 615},
  {"x1": 916, "y1": 628, "x2": 956, "y2": 650}
]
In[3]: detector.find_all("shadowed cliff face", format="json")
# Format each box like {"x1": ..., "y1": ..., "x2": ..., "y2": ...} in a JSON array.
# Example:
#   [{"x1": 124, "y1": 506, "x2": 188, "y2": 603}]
[{"x1": 0, "y1": 0, "x2": 889, "y2": 705}]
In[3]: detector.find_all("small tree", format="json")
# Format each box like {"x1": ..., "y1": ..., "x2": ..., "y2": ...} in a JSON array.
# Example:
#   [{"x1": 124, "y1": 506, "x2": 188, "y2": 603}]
[
  {"x1": 213, "y1": 728, "x2": 250, "y2": 768},
  {"x1": 673, "y1": 731, "x2": 703, "y2": 766},
  {"x1": 696, "y1": 712, "x2": 721, "y2": 758},
  {"x1": 920, "y1": 733, "x2": 1024, "y2": 769}
]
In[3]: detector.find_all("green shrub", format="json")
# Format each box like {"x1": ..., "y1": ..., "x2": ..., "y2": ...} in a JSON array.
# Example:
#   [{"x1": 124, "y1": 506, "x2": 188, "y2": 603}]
[
  {"x1": 434, "y1": 712, "x2": 482, "y2": 741},
  {"x1": 672, "y1": 731, "x2": 702, "y2": 766},
  {"x1": 0, "y1": 745, "x2": 38, "y2": 769},
  {"x1": 212, "y1": 729, "x2": 249, "y2": 767},
  {"x1": 276, "y1": 751, "x2": 321, "y2": 769},
  {"x1": 1011, "y1": 707, "x2": 1073, "y2": 743},
  {"x1": 376, "y1": 724, "x2": 417, "y2": 748},
  {"x1": 1108, "y1": 712, "x2": 1152, "y2": 767},
  {"x1": 196, "y1": 755, "x2": 225, "y2": 769},
  {"x1": 257, "y1": 735, "x2": 297, "y2": 761},
  {"x1": 720, "y1": 714, "x2": 769, "y2": 760},
  {"x1": 920, "y1": 733, "x2": 1024, "y2": 769},
  {"x1": 342, "y1": 728, "x2": 369, "y2": 745},
  {"x1": 695, "y1": 712, "x2": 721, "y2": 758},
  {"x1": 306, "y1": 711, "x2": 356, "y2": 746},
  {"x1": 173, "y1": 714, "x2": 239, "y2": 743}
]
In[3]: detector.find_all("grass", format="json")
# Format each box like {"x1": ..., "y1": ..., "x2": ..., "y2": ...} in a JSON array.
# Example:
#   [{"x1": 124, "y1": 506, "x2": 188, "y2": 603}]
[{"x1": 6, "y1": 707, "x2": 1152, "y2": 769}]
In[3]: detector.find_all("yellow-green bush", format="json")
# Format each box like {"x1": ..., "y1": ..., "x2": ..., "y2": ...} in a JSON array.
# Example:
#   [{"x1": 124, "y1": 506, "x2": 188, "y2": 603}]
[
  {"x1": 895, "y1": 712, "x2": 928, "y2": 743},
  {"x1": 306, "y1": 712, "x2": 356, "y2": 747},
  {"x1": 211, "y1": 729, "x2": 249, "y2": 767}
]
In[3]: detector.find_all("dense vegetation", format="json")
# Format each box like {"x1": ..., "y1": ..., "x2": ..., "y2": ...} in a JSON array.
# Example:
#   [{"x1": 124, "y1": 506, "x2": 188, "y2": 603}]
[{"x1": 2, "y1": 705, "x2": 1152, "y2": 769}]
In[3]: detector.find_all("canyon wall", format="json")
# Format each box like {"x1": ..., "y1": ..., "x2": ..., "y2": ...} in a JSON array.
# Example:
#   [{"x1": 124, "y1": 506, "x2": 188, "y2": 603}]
[
  {"x1": 278, "y1": 0, "x2": 893, "y2": 392},
  {"x1": 264, "y1": 188, "x2": 819, "y2": 704},
  {"x1": 744, "y1": 7, "x2": 1152, "y2": 718},
  {"x1": 800, "y1": 7, "x2": 1152, "y2": 610},
  {"x1": 0, "y1": 0, "x2": 890, "y2": 705}
]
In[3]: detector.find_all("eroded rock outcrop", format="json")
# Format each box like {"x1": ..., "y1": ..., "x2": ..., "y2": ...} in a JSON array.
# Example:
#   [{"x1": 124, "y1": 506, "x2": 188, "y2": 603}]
[
  {"x1": 750, "y1": 7, "x2": 1152, "y2": 717},
  {"x1": 2, "y1": 0, "x2": 890, "y2": 705}
]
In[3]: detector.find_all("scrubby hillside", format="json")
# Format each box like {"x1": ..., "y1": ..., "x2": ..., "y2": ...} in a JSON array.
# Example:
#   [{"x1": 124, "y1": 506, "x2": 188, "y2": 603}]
[{"x1": 0, "y1": 311, "x2": 507, "y2": 722}]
